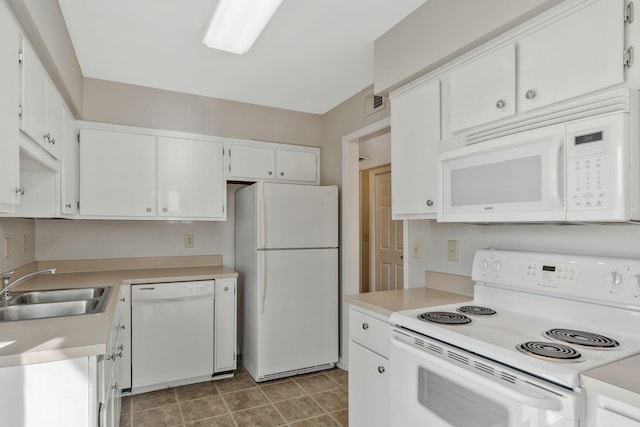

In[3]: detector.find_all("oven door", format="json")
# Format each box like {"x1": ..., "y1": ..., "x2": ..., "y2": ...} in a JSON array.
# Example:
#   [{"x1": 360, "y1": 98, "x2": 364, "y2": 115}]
[{"x1": 389, "y1": 331, "x2": 580, "y2": 427}]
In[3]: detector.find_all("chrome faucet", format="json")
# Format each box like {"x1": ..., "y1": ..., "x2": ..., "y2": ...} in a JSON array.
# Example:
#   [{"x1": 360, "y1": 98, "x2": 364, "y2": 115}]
[{"x1": 0, "y1": 269, "x2": 56, "y2": 304}]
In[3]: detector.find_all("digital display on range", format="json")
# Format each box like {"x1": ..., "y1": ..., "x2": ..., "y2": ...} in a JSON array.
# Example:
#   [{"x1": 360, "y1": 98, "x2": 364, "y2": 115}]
[
  {"x1": 542, "y1": 265, "x2": 556, "y2": 272},
  {"x1": 575, "y1": 131, "x2": 603, "y2": 145}
]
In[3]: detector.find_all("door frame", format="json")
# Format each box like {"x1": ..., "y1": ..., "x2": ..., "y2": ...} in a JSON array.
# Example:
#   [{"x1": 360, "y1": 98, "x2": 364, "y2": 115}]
[{"x1": 340, "y1": 116, "x2": 390, "y2": 369}]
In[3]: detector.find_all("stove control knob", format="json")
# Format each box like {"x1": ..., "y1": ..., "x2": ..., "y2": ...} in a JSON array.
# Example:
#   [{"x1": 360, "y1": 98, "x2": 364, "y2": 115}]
[
  {"x1": 608, "y1": 271, "x2": 623, "y2": 287},
  {"x1": 492, "y1": 261, "x2": 502, "y2": 272},
  {"x1": 479, "y1": 259, "x2": 489, "y2": 270}
]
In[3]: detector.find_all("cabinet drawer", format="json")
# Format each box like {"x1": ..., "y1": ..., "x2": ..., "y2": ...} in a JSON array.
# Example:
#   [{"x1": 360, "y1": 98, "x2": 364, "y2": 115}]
[{"x1": 349, "y1": 308, "x2": 391, "y2": 358}]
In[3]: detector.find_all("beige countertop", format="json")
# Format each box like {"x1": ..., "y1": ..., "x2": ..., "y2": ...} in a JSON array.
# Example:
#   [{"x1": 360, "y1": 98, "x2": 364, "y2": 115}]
[
  {"x1": 0, "y1": 265, "x2": 237, "y2": 368},
  {"x1": 581, "y1": 354, "x2": 640, "y2": 407},
  {"x1": 344, "y1": 287, "x2": 472, "y2": 319}
]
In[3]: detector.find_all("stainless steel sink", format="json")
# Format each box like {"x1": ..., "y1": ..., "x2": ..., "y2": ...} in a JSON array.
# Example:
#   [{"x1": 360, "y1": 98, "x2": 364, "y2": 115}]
[
  {"x1": 0, "y1": 286, "x2": 111, "y2": 322},
  {"x1": 10, "y1": 287, "x2": 106, "y2": 304}
]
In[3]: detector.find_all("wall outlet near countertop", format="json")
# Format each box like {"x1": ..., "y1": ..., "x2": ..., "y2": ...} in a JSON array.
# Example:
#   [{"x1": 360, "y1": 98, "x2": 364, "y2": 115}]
[
  {"x1": 185, "y1": 234, "x2": 195, "y2": 248},
  {"x1": 3, "y1": 237, "x2": 10, "y2": 258},
  {"x1": 447, "y1": 240, "x2": 459, "y2": 262},
  {"x1": 411, "y1": 240, "x2": 422, "y2": 258}
]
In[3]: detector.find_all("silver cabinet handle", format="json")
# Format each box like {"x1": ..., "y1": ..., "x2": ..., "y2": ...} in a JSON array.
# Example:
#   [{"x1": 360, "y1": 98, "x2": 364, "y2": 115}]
[
  {"x1": 50, "y1": 138, "x2": 55, "y2": 145},
  {"x1": 362, "y1": 323, "x2": 369, "y2": 330},
  {"x1": 426, "y1": 200, "x2": 434, "y2": 207},
  {"x1": 43, "y1": 133, "x2": 50, "y2": 142},
  {"x1": 120, "y1": 297, "x2": 126, "y2": 303},
  {"x1": 120, "y1": 324, "x2": 126, "y2": 330},
  {"x1": 15, "y1": 187, "x2": 25, "y2": 195},
  {"x1": 110, "y1": 382, "x2": 119, "y2": 391},
  {"x1": 162, "y1": 208, "x2": 167, "y2": 212},
  {"x1": 525, "y1": 89, "x2": 536, "y2": 99},
  {"x1": 280, "y1": 172, "x2": 284, "y2": 176},
  {"x1": 378, "y1": 366, "x2": 385, "y2": 374},
  {"x1": 118, "y1": 344, "x2": 124, "y2": 351},
  {"x1": 224, "y1": 286, "x2": 229, "y2": 291},
  {"x1": 496, "y1": 99, "x2": 506, "y2": 109},
  {"x1": 268, "y1": 171, "x2": 273, "y2": 176},
  {"x1": 146, "y1": 208, "x2": 152, "y2": 213},
  {"x1": 65, "y1": 203, "x2": 72, "y2": 208}
]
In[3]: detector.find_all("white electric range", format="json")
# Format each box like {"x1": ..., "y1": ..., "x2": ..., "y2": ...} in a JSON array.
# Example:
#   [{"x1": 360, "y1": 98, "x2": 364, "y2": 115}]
[{"x1": 389, "y1": 249, "x2": 640, "y2": 427}]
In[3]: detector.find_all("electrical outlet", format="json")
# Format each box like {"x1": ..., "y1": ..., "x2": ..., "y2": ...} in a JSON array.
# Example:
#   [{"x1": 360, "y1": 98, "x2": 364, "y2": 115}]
[
  {"x1": 411, "y1": 240, "x2": 422, "y2": 258},
  {"x1": 3, "y1": 237, "x2": 10, "y2": 258},
  {"x1": 447, "y1": 240, "x2": 459, "y2": 262},
  {"x1": 184, "y1": 234, "x2": 195, "y2": 248}
]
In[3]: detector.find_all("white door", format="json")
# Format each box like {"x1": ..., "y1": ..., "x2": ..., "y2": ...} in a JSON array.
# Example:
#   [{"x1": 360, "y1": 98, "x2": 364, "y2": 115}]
[
  {"x1": 257, "y1": 248, "x2": 338, "y2": 378},
  {"x1": 214, "y1": 278, "x2": 237, "y2": 373},
  {"x1": 518, "y1": 0, "x2": 624, "y2": 113},
  {"x1": 260, "y1": 183, "x2": 338, "y2": 249},
  {"x1": 21, "y1": 42, "x2": 47, "y2": 147},
  {"x1": 79, "y1": 128, "x2": 156, "y2": 217},
  {"x1": 229, "y1": 145, "x2": 275, "y2": 180},
  {"x1": 275, "y1": 149, "x2": 317, "y2": 182},
  {"x1": 44, "y1": 82, "x2": 63, "y2": 159},
  {"x1": 157, "y1": 136, "x2": 225, "y2": 219},
  {"x1": 60, "y1": 105, "x2": 77, "y2": 215}
]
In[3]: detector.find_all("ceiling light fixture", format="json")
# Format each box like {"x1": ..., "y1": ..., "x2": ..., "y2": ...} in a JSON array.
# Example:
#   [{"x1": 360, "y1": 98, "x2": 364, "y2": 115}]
[{"x1": 203, "y1": 0, "x2": 283, "y2": 54}]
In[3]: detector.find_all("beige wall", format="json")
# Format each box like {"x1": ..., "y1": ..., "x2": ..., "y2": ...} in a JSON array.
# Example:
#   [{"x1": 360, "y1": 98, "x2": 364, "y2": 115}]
[
  {"x1": 374, "y1": 0, "x2": 563, "y2": 94},
  {"x1": 83, "y1": 78, "x2": 324, "y2": 147},
  {"x1": 5, "y1": 0, "x2": 83, "y2": 116}
]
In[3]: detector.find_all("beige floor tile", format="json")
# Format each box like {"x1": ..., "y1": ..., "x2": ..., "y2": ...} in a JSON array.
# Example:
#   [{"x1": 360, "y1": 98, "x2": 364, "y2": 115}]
[
  {"x1": 311, "y1": 388, "x2": 348, "y2": 412},
  {"x1": 260, "y1": 379, "x2": 307, "y2": 403},
  {"x1": 295, "y1": 374, "x2": 339, "y2": 394},
  {"x1": 181, "y1": 395, "x2": 229, "y2": 422},
  {"x1": 216, "y1": 373, "x2": 257, "y2": 394},
  {"x1": 274, "y1": 396, "x2": 325, "y2": 423},
  {"x1": 222, "y1": 388, "x2": 269, "y2": 412},
  {"x1": 330, "y1": 409, "x2": 349, "y2": 427},
  {"x1": 132, "y1": 388, "x2": 178, "y2": 412},
  {"x1": 176, "y1": 380, "x2": 219, "y2": 401},
  {"x1": 131, "y1": 404, "x2": 183, "y2": 427},
  {"x1": 290, "y1": 414, "x2": 341, "y2": 427},
  {"x1": 186, "y1": 413, "x2": 236, "y2": 427},
  {"x1": 232, "y1": 405, "x2": 286, "y2": 427},
  {"x1": 324, "y1": 369, "x2": 348, "y2": 388}
]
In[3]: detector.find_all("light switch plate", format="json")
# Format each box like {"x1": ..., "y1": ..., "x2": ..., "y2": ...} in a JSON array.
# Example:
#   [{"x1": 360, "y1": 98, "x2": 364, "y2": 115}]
[
  {"x1": 185, "y1": 234, "x2": 195, "y2": 248},
  {"x1": 447, "y1": 240, "x2": 459, "y2": 262}
]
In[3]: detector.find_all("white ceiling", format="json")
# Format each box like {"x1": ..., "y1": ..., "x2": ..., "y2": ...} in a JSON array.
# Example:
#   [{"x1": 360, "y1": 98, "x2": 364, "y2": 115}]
[{"x1": 57, "y1": 0, "x2": 427, "y2": 115}]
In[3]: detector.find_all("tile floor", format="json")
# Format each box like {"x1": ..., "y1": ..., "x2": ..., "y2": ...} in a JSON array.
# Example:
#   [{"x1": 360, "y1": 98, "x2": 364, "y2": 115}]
[{"x1": 120, "y1": 367, "x2": 348, "y2": 427}]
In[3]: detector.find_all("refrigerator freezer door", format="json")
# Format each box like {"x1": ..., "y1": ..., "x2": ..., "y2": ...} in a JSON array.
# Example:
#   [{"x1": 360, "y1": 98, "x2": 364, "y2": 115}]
[
  {"x1": 259, "y1": 183, "x2": 338, "y2": 249},
  {"x1": 256, "y1": 248, "x2": 338, "y2": 379}
]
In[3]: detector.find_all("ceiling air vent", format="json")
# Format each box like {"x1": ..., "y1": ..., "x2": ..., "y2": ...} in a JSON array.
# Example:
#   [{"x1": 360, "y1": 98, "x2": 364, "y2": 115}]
[{"x1": 363, "y1": 91, "x2": 387, "y2": 117}]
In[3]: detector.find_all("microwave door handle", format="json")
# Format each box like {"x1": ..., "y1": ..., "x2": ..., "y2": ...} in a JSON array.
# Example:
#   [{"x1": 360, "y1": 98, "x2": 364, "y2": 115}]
[
  {"x1": 549, "y1": 136, "x2": 565, "y2": 208},
  {"x1": 391, "y1": 337, "x2": 564, "y2": 412}
]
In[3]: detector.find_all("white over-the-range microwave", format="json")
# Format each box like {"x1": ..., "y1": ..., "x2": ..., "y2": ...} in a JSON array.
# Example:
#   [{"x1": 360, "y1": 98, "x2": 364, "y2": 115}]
[{"x1": 438, "y1": 89, "x2": 640, "y2": 223}]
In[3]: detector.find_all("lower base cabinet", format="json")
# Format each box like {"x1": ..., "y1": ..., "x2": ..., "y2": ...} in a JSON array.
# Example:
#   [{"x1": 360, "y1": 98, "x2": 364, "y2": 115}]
[{"x1": 586, "y1": 392, "x2": 640, "y2": 427}]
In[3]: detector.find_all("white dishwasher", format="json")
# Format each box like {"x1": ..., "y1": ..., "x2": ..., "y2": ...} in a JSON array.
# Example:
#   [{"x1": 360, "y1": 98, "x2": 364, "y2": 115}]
[{"x1": 131, "y1": 280, "x2": 215, "y2": 394}]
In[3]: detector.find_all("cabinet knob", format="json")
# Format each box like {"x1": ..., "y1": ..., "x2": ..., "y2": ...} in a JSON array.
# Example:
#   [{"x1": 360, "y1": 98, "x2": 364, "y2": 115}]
[
  {"x1": 496, "y1": 99, "x2": 506, "y2": 109},
  {"x1": 525, "y1": 89, "x2": 537, "y2": 100},
  {"x1": 43, "y1": 133, "x2": 50, "y2": 142},
  {"x1": 162, "y1": 208, "x2": 167, "y2": 212},
  {"x1": 268, "y1": 171, "x2": 273, "y2": 176},
  {"x1": 110, "y1": 382, "x2": 119, "y2": 391},
  {"x1": 65, "y1": 203, "x2": 72, "y2": 208},
  {"x1": 378, "y1": 366, "x2": 385, "y2": 374},
  {"x1": 120, "y1": 297, "x2": 126, "y2": 303},
  {"x1": 146, "y1": 208, "x2": 152, "y2": 213},
  {"x1": 280, "y1": 172, "x2": 284, "y2": 176},
  {"x1": 118, "y1": 344, "x2": 124, "y2": 351},
  {"x1": 50, "y1": 138, "x2": 56, "y2": 145},
  {"x1": 15, "y1": 187, "x2": 25, "y2": 195},
  {"x1": 362, "y1": 323, "x2": 369, "y2": 330},
  {"x1": 120, "y1": 324, "x2": 126, "y2": 330},
  {"x1": 426, "y1": 200, "x2": 434, "y2": 207},
  {"x1": 224, "y1": 286, "x2": 229, "y2": 291}
]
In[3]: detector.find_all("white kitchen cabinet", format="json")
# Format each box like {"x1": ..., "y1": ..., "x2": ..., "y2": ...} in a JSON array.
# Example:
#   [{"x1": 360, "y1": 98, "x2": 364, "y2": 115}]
[
  {"x1": 348, "y1": 306, "x2": 391, "y2": 427},
  {"x1": 390, "y1": 78, "x2": 440, "y2": 219},
  {"x1": 20, "y1": 41, "x2": 63, "y2": 159},
  {"x1": 228, "y1": 142, "x2": 320, "y2": 184},
  {"x1": 518, "y1": 0, "x2": 624, "y2": 113},
  {"x1": 79, "y1": 128, "x2": 157, "y2": 218},
  {"x1": 158, "y1": 136, "x2": 225, "y2": 220},
  {"x1": 60, "y1": 105, "x2": 78, "y2": 215},
  {"x1": 214, "y1": 278, "x2": 237, "y2": 373},
  {"x1": 0, "y1": 1, "x2": 20, "y2": 211},
  {"x1": 117, "y1": 285, "x2": 131, "y2": 393},
  {"x1": 448, "y1": 44, "x2": 516, "y2": 133}
]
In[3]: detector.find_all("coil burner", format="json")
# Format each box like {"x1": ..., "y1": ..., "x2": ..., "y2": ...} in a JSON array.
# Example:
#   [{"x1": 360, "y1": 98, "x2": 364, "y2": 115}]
[
  {"x1": 544, "y1": 329, "x2": 620, "y2": 349},
  {"x1": 456, "y1": 306, "x2": 497, "y2": 316},
  {"x1": 418, "y1": 312, "x2": 472, "y2": 325},
  {"x1": 516, "y1": 341, "x2": 582, "y2": 362}
]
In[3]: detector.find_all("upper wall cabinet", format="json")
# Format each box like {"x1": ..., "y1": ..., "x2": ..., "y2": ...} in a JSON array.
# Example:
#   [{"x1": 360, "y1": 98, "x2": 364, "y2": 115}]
[
  {"x1": 0, "y1": 1, "x2": 20, "y2": 210},
  {"x1": 517, "y1": 0, "x2": 624, "y2": 113},
  {"x1": 390, "y1": 78, "x2": 440, "y2": 219},
  {"x1": 79, "y1": 126, "x2": 227, "y2": 220},
  {"x1": 448, "y1": 44, "x2": 516, "y2": 133},
  {"x1": 158, "y1": 136, "x2": 225, "y2": 219},
  {"x1": 227, "y1": 142, "x2": 319, "y2": 184}
]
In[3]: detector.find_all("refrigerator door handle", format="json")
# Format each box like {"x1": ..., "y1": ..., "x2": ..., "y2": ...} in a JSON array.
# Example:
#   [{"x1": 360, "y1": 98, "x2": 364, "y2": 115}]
[
  {"x1": 259, "y1": 181, "x2": 266, "y2": 249},
  {"x1": 260, "y1": 250, "x2": 267, "y2": 314}
]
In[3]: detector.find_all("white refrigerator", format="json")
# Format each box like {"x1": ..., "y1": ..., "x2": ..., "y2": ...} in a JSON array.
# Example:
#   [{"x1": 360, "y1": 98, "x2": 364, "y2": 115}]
[{"x1": 235, "y1": 182, "x2": 339, "y2": 382}]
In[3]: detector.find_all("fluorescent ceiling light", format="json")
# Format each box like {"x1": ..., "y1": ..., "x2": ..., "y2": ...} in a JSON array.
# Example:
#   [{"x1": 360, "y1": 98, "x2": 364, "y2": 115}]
[{"x1": 203, "y1": 0, "x2": 283, "y2": 54}]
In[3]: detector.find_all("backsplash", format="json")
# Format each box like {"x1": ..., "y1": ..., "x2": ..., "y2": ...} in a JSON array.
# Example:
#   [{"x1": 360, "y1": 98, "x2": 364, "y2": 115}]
[{"x1": 0, "y1": 218, "x2": 36, "y2": 273}]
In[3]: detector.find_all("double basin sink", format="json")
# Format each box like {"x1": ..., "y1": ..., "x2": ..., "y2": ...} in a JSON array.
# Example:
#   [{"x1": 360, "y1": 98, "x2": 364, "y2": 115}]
[{"x1": 0, "y1": 287, "x2": 111, "y2": 322}]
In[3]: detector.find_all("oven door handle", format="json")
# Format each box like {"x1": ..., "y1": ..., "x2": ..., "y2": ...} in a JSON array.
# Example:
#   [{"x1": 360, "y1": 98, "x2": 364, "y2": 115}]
[{"x1": 391, "y1": 337, "x2": 564, "y2": 412}]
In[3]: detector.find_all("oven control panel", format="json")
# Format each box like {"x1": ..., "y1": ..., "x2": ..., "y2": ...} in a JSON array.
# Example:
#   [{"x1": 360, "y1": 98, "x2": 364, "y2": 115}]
[{"x1": 522, "y1": 261, "x2": 577, "y2": 286}]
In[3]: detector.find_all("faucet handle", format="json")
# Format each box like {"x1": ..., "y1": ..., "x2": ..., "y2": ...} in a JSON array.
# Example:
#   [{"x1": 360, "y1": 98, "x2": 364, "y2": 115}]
[{"x1": 1, "y1": 271, "x2": 14, "y2": 280}]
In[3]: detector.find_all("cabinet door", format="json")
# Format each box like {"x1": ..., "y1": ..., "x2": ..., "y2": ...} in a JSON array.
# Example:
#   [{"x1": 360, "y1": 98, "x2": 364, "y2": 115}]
[
  {"x1": 61, "y1": 105, "x2": 77, "y2": 215},
  {"x1": 44, "y1": 82, "x2": 63, "y2": 159},
  {"x1": 518, "y1": 0, "x2": 624, "y2": 113},
  {"x1": 449, "y1": 44, "x2": 516, "y2": 133},
  {"x1": 276, "y1": 149, "x2": 318, "y2": 183},
  {"x1": 79, "y1": 128, "x2": 156, "y2": 217},
  {"x1": 21, "y1": 42, "x2": 47, "y2": 147},
  {"x1": 390, "y1": 79, "x2": 440, "y2": 219},
  {"x1": 228, "y1": 145, "x2": 275, "y2": 180},
  {"x1": 348, "y1": 341, "x2": 389, "y2": 427},
  {"x1": 158, "y1": 136, "x2": 225, "y2": 219},
  {"x1": 0, "y1": 3, "x2": 20, "y2": 208},
  {"x1": 214, "y1": 278, "x2": 237, "y2": 373}
]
